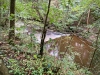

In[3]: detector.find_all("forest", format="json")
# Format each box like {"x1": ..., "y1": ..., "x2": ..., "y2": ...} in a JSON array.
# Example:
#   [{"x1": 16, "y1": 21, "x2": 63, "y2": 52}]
[{"x1": 0, "y1": 0, "x2": 100, "y2": 75}]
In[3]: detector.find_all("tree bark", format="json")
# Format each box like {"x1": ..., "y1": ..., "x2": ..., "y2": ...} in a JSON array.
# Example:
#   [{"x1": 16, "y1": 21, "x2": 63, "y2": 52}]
[
  {"x1": 0, "y1": 0, "x2": 3, "y2": 25},
  {"x1": 0, "y1": 58, "x2": 9, "y2": 75},
  {"x1": 39, "y1": 0, "x2": 51, "y2": 56},
  {"x1": 9, "y1": 0, "x2": 15, "y2": 45}
]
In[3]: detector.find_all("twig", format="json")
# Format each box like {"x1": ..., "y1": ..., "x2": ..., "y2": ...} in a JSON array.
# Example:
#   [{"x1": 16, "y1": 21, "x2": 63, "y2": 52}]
[
  {"x1": 87, "y1": 9, "x2": 91, "y2": 33},
  {"x1": 87, "y1": 9, "x2": 90, "y2": 25}
]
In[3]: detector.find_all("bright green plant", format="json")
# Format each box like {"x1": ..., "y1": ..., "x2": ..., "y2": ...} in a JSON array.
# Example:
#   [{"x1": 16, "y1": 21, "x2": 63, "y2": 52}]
[{"x1": 8, "y1": 59, "x2": 25, "y2": 75}]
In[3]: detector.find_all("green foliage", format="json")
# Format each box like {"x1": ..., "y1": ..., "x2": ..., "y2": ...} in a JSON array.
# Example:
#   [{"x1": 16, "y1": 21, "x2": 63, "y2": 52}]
[
  {"x1": 49, "y1": 7, "x2": 63, "y2": 23},
  {"x1": 0, "y1": 0, "x2": 9, "y2": 26},
  {"x1": 94, "y1": 0, "x2": 100, "y2": 7},
  {"x1": 15, "y1": 0, "x2": 99, "y2": 31},
  {"x1": 8, "y1": 59, "x2": 25, "y2": 75},
  {"x1": 16, "y1": 1, "x2": 33, "y2": 19},
  {"x1": 7, "y1": 52, "x2": 92, "y2": 75}
]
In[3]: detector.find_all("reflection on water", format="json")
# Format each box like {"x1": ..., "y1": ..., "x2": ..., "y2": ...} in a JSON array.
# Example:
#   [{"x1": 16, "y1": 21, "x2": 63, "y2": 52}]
[
  {"x1": 34, "y1": 30, "x2": 70, "y2": 43},
  {"x1": 44, "y1": 35, "x2": 94, "y2": 67}
]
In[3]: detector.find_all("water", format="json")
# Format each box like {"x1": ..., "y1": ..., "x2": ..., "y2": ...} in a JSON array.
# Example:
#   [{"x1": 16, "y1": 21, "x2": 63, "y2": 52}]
[
  {"x1": 15, "y1": 21, "x2": 94, "y2": 67},
  {"x1": 44, "y1": 35, "x2": 94, "y2": 67},
  {"x1": 34, "y1": 30, "x2": 70, "y2": 43}
]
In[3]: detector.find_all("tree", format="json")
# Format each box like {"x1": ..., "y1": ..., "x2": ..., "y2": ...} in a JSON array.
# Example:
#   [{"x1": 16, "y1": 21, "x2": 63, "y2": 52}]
[
  {"x1": 9, "y1": 0, "x2": 16, "y2": 45},
  {"x1": 0, "y1": 1, "x2": 1, "y2": 25},
  {"x1": 39, "y1": 0, "x2": 51, "y2": 56},
  {"x1": 0, "y1": 0, "x2": 3, "y2": 26}
]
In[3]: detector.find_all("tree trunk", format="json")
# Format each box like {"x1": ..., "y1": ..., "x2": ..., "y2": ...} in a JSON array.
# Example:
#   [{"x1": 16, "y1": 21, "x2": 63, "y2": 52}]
[
  {"x1": 0, "y1": 58, "x2": 9, "y2": 75},
  {"x1": 0, "y1": 0, "x2": 3, "y2": 25},
  {"x1": 9, "y1": 0, "x2": 15, "y2": 45},
  {"x1": 39, "y1": 0, "x2": 51, "y2": 56}
]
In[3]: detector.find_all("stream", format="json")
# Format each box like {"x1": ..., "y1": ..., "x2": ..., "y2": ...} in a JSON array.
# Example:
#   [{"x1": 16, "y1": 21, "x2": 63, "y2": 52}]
[
  {"x1": 15, "y1": 20, "x2": 95, "y2": 67},
  {"x1": 15, "y1": 20, "x2": 70, "y2": 43}
]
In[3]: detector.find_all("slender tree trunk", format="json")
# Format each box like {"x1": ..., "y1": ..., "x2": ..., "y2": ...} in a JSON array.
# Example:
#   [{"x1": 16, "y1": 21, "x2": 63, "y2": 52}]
[
  {"x1": 9, "y1": 0, "x2": 15, "y2": 45},
  {"x1": 0, "y1": 0, "x2": 3, "y2": 25},
  {"x1": 0, "y1": 1, "x2": 1, "y2": 23},
  {"x1": 39, "y1": 0, "x2": 51, "y2": 56}
]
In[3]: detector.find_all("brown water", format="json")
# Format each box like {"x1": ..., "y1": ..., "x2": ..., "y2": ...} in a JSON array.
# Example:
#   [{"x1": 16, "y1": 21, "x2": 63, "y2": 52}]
[{"x1": 45, "y1": 35, "x2": 94, "y2": 67}]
